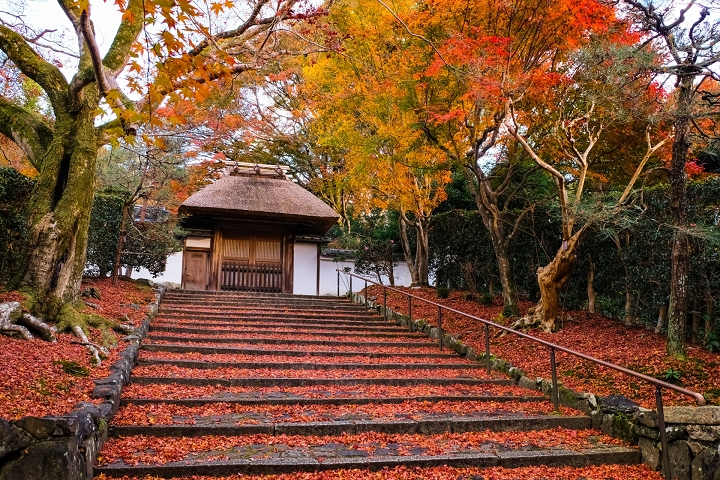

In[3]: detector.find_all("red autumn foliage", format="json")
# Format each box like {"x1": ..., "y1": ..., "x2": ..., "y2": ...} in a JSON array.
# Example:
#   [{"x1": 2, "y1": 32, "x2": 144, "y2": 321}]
[
  {"x1": 365, "y1": 286, "x2": 719, "y2": 407},
  {"x1": 81, "y1": 277, "x2": 157, "y2": 326}
]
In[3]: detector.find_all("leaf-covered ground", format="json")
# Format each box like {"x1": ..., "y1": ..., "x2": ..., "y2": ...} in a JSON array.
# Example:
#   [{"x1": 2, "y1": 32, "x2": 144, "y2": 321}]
[
  {"x1": 366, "y1": 286, "x2": 720, "y2": 406},
  {"x1": 97, "y1": 428, "x2": 625, "y2": 466},
  {"x1": 0, "y1": 278, "x2": 154, "y2": 420},
  {"x1": 95, "y1": 463, "x2": 663, "y2": 480}
]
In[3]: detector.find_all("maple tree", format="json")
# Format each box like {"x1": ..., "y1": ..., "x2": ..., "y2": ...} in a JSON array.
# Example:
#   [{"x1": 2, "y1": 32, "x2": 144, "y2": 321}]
[
  {"x1": 296, "y1": 0, "x2": 452, "y2": 286},
  {"x1": 619, "y1": 1, "x2": 720, "y2": 357},
  {"x1": 0, "y1": 0, "x2": 316, "y2": 323}
]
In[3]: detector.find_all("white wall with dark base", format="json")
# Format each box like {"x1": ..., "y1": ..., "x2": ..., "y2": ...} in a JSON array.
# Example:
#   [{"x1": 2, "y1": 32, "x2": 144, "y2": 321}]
[{"x1": 293, "y1": 243, "x2": 319, "y2": 295}]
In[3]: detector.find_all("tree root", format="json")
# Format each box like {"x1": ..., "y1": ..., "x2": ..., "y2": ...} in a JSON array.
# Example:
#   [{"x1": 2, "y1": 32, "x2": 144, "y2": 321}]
[
  {"x1": 0, "y1": 302, "x2": 56, "y2": 341},
  {"x1": 71, "y1": 325, "x2": 109, "y2": 366}
]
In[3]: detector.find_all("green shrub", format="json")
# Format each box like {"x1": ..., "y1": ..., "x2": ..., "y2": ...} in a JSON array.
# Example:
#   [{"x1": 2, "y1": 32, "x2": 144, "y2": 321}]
[{"x1": 437, "y1": 286, "x2": 450, "y2": 298}]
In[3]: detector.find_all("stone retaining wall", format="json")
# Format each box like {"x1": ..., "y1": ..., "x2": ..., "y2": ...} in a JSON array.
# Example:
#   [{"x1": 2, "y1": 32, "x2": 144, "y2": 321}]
[
  {"x1": 352, "y1": 293, "x2": 720, "y2": 480},
  {"x1": 0, "y1": 286, "x2": 164, "y2": 480}
]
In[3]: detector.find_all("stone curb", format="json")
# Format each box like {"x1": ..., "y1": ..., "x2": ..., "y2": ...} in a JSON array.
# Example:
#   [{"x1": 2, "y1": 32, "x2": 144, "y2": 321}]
[
  {"x1": 0, "y1": 285, "x2": 165, "y2": 480},
  {"x1": 350, "y1": 293, "x2": 720, "y2": 480}
]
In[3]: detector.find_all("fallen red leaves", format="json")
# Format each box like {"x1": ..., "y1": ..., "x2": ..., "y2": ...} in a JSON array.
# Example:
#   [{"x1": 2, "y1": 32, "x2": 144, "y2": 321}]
[
  {"x1": 366, "y1": 286, "x2": 720, "y2": 407},
  {"x1": 143, "y1": 341, "x2": 444, "y2": 354},
  {"x1": 121, "y1": 382, "x2": 534, "y2": 400},
  {"x1": 112, "y1": 399, "x2": 577, "y2": 426},
  {"x1": 131, "y1": 364, "x2": 494, "y2": 380},
  {"x1": 81, "y1": 278, "x2": 155, "y2": 326},
  {"x1": 148, "y1": 332, "x2": 421, "y2": 343},
  {"x1": 0, "y1": 278, "x2": 153, "y2": 420},
  {"x1": 97, "y1": 427, "x2": 626, "y2": 466},
  {"x1": 94, "y1": 464, "x2": 663, "y2": 480},
  {"x1": 139, "y1": 351, "x2": 475, "y2": 365}
]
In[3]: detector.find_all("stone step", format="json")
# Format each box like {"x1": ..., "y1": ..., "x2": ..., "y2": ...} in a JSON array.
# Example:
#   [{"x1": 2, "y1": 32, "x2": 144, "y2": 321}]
[
  {"x1": 137, "y1": 358, "x2": 481, "y2": 371},
  {"x1": 109, "y1": 412, "x2": 590, "y2": 437},
  {"x1": 120, "y1": 381, "x2": 536, "y2": 402},
  {"x1": 149, "y1": 325, "x2": 419, "y2": 339},
  {"x1": 129, "y1": 377, "x2": 513, "y2": 387},
  {"x1": 150, "y1": 320, "x2": 408, "y2": 333},
  {"x1": 144, "y1": 335, "x2": 435, "y2": 348},
  {"x1": 152, "y1": 315, "x2": 393, "y2": 328},
  {"x1": 122, "y1": 394, "x2": 547, "y2": 407},
  {"x1": 141, "y1": 344, "x2": 455, "y2": 358},
  {"x1": 157, "y1": 309, "x2": 382, "y2": 321},
  {"x1": 160, "y1": 302, "x2": 369, "y2": 313},
  {"x1": 95, "y1": 429, "x2": 639, "y2": 478}
]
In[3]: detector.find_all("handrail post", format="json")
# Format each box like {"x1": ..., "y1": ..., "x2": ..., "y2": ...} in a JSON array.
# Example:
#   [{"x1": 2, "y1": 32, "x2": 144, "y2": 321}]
[
  {"x1": 383, "y1": 286, "x2": 387, "y2": 320},
  {"x1": 408, "y1": 296, "x2": 413, "y2": 332},
  {"x1": 337, "y1": 270, "x2": 340, "y2": 297},
  {"x1": 656, "y1": 386, "x2": 672, "y2": 480},
  {"x1": 484, "y1": 324, "x2": 491, "y2": 375},
  {"x1": 349, "y1": 275, "x2": 352, "y2": 300},
  {"x1": 550, "y1": 347, "x2": 559, "y2": 412},
  {"x1": 365, "y1": 280, "x2": 368, "y2": 309},
  {"x1": 437, "y1": 306, "x2": 443, "y2": 351}
]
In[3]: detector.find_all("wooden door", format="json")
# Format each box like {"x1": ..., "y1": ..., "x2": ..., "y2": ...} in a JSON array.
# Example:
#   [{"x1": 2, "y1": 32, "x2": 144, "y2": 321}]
[
  {"x1": 220, "y1": 234, "x2": 283, "y2": 292},
  {"x1": 184, "y1": 250, "x2": 209, "y2": 290}
]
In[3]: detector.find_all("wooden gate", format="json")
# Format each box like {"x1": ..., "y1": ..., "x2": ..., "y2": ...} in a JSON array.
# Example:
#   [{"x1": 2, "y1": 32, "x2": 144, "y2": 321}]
[{"x1": 220, "y1": 235, "x2": 282, "y2": 292}]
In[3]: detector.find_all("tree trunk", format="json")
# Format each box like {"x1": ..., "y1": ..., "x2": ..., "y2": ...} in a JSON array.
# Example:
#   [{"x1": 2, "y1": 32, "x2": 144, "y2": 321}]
[
  {"x1": 21, "y1": 109, "x2": 99, "y2": 320},
  {"x1": 414, "y1": 218, "x2": 430, "y2": 287},
  {"x1": 112, "y1": 204, "x2": 129, "y2": 285},
  {"x1": 399, "y1": 216, "x2": 419, "y2": 286},
  {"x1": 692, "y1": 295, "x2": 700, "y2": 344},
  {"x1": 655, "y1": 304, "x2": 667, "y2": 334},
  {"x1": 526, "y1": 232, "x2": 582, "y2": 332},
  {"x1": 624, "y1": 265, "x2": 636, "y2": 326},
  {"x1": 706, "y1": 297, "x2": 715, "y2": 345},
  {"x1": 666, "y1": 74, "x2": 694, "y2": 357},
  {"x1": 497, "y1": 247, "x2": 520, "y2": 317},
  {"x1": 587, "y1": 258, "x2": 597, "y2": 314}
]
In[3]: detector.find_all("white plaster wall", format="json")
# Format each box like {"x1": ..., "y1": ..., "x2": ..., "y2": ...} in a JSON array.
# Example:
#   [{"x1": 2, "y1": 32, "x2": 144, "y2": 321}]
[
  {"x1": 293, "y1": 243, "x2": 319, "y2": 295},
  {"x1": 132, "y1": 251, "x2": 183, "y2": 285},
  {"x1": 319, "y1": 257, "x2": 412, "y2": 296},
  {"x1": 132, "y1": 250, "x2": 418, "y2": 294}
]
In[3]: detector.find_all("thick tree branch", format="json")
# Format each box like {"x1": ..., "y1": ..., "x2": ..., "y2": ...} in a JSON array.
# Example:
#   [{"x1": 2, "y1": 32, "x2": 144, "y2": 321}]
[
  {"x1": 0, "y1": 96, "x2": 53, "y2": 169},
  {"x1": 0, "y1": 25, "x2": 69, "y2": 109}
]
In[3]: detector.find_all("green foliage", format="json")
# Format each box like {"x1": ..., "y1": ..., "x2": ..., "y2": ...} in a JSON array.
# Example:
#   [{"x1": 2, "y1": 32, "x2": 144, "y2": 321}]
[
  {"x1": 56, "y1": 360, "x2": 90, "y2": 377},
  {"x1": 436, "y1": 286, "x2": 450, "y2": 298},
  {"x1": 0, "y1": 167, "x2": 34, "y2": 288},
  {"x1": 86, "y1": 187, "x2": 180, "y2": 278},
  {"x1": 86, "y1": 187, "x2": 127, "y2": 277},
  {"x1": 663, "y1": 368, "x2": 682, "y2": 384}
]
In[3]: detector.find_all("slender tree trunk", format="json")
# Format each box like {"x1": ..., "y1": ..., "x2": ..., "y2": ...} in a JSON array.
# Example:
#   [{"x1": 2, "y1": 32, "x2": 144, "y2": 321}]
[
  {"x1": 666, "y1": 74, "x2": 694, "y2": 357},
  {"x1": 415, "y1": 219, "x2": 430, "y2": 287},
  {"x1": 655, "y1": 304, "x2": 668, "y2": 334},
  {"x1": 22, "y1": 107, "x2": 99, "y2": 320},
  {"x1": 706, "y1": 297, "x2": 715, "y2": 345},
  {"x1": 112, "y1": 204, "x2": 129, "y2": 285},
  {"x1": 399, "y1": 216, "x2": 419, "y2": 286},
  {"x1": 624, "y1": 265, "x2": 637, "y2": 326},
  {"x1": 496, "y1": 247, "x2": 520, "y2": 317},
  {"x1": 587, "y1": 258, "x2": 597, "y2": 314}
]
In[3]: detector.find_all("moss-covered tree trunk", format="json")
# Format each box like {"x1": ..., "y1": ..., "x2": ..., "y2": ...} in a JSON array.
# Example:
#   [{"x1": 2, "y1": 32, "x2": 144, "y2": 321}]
[{"x1": 22, "y1": 106, "x2": 99, "y2": 319}]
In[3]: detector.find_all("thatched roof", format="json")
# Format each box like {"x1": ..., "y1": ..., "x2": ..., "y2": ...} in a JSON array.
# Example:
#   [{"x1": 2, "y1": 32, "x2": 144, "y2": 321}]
[{"x1": 179, "y1": 174, "x2": 339, "y2": 234}]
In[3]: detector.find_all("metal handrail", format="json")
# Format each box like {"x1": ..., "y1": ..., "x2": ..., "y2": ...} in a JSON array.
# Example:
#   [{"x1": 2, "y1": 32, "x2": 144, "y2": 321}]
[{"x1": 337, "y1": 269, "x2": 706, "y2": 480}]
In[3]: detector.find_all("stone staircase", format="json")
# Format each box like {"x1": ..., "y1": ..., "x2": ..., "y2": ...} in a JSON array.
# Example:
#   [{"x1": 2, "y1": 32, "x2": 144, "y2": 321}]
[{"x1": 94, "y1": 290, "x2": 642, "y2": 478}]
